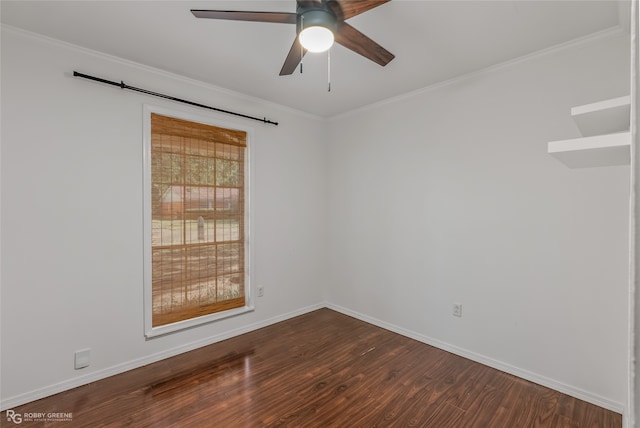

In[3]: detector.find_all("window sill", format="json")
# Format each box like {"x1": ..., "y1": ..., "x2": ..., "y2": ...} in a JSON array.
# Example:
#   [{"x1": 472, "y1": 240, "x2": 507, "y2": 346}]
[{"x1": 145, "y1": 305, "x2": 255, "y2": 338}]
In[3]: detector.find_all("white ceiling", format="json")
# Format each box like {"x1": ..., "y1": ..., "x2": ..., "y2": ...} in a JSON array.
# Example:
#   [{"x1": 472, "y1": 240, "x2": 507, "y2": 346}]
[{"x1": 1, "y1": 0, "x2": 629, "y2": 117}]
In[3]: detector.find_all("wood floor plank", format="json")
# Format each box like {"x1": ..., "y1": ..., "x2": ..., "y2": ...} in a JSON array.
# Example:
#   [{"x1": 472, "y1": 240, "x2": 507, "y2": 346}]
[{"x1": 1, "y1": 309, "x2": 622, "y2": 427}]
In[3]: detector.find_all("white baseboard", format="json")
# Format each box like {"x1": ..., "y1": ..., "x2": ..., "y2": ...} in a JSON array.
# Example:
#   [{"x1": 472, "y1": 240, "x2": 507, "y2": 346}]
[
  {"x1": 0, "y1": 303, "x2": 324, "y2": 411},
  {"x1": 2, "y1": 301, "x2": 626, "y2": 418},
  {"x1": 325, "y1": 302, "x2": 626, "y2": 415}
]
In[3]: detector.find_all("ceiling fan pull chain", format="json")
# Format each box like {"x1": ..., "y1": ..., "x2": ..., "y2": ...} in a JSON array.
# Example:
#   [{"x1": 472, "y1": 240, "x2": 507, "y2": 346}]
[
  {"x1": 327, "y1": 48, "x2": 331, "y2": 92},
  {"x1": 300, "y1": 15, "x2": 304, "y2": 74}
]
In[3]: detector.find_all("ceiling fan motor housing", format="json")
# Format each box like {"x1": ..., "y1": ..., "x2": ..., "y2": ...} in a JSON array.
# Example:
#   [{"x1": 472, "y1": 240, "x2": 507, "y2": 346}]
[{"x1": 296, "y1": 8, "x2": 337, "y2": 35}]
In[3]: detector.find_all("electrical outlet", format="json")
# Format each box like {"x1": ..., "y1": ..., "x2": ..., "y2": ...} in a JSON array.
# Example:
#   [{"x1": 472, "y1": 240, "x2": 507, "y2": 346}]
[
  {"x1": 257, "y1": 286, "x2": 264, "y2": 297},
  {"x1": 452, "y1": 303, "x2": 463, "y2": 318}
]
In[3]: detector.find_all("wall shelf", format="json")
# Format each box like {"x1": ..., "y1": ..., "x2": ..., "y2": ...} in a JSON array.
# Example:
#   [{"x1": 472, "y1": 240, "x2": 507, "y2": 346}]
[
  {"x1": 571, "y1": 95, "x2": 630, "y2": 137},
  {"x1": 548, "y1": 96, "x2": 630, "y2": 168},
  {"x1": 548, "y1": 132, "x2": 630, "y2": 168}
]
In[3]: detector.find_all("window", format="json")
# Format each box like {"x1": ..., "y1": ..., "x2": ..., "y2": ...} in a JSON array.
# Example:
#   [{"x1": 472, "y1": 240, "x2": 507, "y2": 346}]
[{"x1": 144, "y1": 107, "x2": 251, "y2": 337}]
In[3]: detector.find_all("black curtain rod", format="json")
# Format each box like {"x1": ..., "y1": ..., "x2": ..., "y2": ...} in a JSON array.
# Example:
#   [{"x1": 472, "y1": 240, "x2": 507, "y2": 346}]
[{"x1": 73, "y1": 71, "x2": 278, "y2": 126}]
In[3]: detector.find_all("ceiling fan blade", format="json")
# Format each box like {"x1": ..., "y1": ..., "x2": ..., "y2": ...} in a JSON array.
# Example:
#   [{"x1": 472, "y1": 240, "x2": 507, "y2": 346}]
[
  {"x1": 280, "y1": 38, "x2": 307, "y2": 76},
  {"x1": 329, "y1": 0, "x2": 390, "y2": 20},
  {"x1": 191, "y1": 10, "x2": 297, "y2": 24},
  {"x1": 335, "y1": 22, "x2": 394, "y2": 66}
]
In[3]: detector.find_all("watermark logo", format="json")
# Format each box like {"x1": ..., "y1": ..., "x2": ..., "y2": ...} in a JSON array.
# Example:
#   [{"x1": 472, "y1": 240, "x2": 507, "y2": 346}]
[
  {"x1": 6, "y1": 410, "x2": 22, "y2": 424},
  {"x1": 5, "y1": 410, "x2": 73, "y2": 424}
]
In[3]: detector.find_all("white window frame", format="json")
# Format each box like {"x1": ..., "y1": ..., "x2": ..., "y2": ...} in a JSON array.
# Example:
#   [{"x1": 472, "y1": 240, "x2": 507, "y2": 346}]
[{"x1": 142, "y1": 104, "x2": 254, "y2": 338}]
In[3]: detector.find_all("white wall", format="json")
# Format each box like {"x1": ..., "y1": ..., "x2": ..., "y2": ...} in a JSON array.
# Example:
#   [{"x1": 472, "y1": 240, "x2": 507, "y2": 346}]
[
  {"x1": 0, "y1": 22, "x2": 632, "y2": 416},
  {"x1": 326, "y1": 31, "x2": 630, "y2": 411},
  {"x1": 0, "y1": 28, "x2": 327, "y2": 407}
]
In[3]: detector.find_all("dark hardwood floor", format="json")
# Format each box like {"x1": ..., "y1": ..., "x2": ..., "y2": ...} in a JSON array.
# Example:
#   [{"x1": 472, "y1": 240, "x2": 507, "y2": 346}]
[{"x1": 2, "y1": 309, "x2": 622, "y2": 427}]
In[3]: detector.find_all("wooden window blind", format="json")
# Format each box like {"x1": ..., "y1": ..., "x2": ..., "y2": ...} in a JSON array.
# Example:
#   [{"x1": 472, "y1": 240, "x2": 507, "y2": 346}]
[{"x1": 150, "y1": 113, "x2": 247, "y2": 327}]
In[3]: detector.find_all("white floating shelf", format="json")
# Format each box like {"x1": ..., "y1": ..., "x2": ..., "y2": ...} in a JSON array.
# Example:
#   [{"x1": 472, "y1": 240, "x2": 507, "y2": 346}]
[
  {"x1": 571, "y1": 95, "x2": 630, "y2": 137},
  {"x1": 548, "y1": 132, "x2": 630, "y2": 168}
]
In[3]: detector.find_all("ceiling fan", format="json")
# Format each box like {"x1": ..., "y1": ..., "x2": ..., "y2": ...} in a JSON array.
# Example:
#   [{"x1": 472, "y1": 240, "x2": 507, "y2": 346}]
[{"x1": 191, "y1": 0, "x2": 395, "y2": 76}]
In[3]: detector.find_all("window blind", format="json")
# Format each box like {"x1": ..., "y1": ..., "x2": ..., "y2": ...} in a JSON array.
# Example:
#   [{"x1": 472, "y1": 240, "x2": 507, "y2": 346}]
[{"x1": 150, "y1": 113, "x2": 246, "y2": 327}]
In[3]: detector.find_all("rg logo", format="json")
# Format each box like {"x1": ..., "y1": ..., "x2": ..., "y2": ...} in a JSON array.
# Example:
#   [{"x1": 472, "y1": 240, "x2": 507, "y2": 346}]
[{"x1": 6, "y1": 410, "x2": 22, "y2": 424}]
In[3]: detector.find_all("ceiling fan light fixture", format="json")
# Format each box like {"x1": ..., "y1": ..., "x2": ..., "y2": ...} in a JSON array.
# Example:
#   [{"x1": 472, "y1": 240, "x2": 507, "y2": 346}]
[
  {"x1": 297, "y1": 8, "x2": 337, "y2": 53},
  {"x1": 299, "y1": 26, "x2": 334, "y2": 52}
]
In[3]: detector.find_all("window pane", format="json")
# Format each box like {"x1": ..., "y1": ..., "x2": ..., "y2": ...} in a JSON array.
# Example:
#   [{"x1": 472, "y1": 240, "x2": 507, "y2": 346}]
[
  {"x1": 216, "y1": 159, "x2": 242, "y2": 187},
  {"x1": 152, "y1": 218, "x2": 184, "y2": 246},
  {"x1": 185, "y1": 217, "x2": 215, "y2": 244},
  {"x1": 216, "y1": 219, "x2": 240, "y2": 242},
  {"x1": 186, "y1": 245, "x2": 217, "y2": 305},
  {"x1": 149, "y1": 113, "x2": 247, "y2": 329},
  {"x1": 152, "y1": 247, "x2": 186, "y2": 314},
  {"x1": 216, "y1": 243, "x2": 244, "y2": 274},
  {"x1": 216, "y1": 187, "x2": 241, "y2": 216},
  {"x1": 152, "y1": 152, "x2": 184, "y2": 185},
  {"x1": 217, "y1": 273, "x2": 243, "y2": 301},
  {"x1": 186, "y1": 155, "x2": 215, "y2": 186},
  {"x1": 186, "y1": 245, "x2": 217, "y2": 280},
  {"x1": 182, "y1": 186, "x2": 215, "y2": 224}
]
